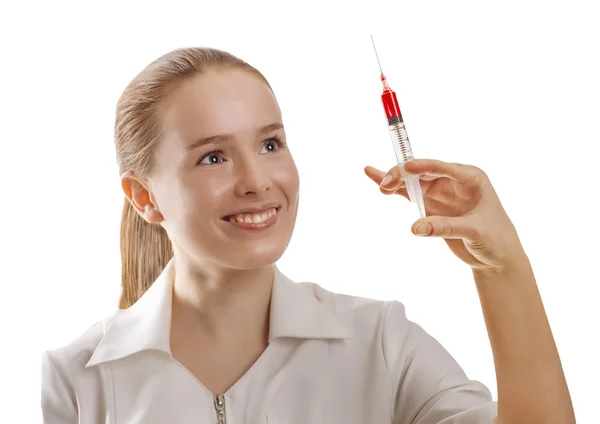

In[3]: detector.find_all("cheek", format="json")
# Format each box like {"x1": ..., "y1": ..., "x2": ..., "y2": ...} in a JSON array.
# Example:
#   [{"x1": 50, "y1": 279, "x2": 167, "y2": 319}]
[
  {"x1": 152, "y1": 173, "x2": 208, "y2": 222},
  {"x1": 274, "y1": 157, "x2": 300, "y2": 201},
  {"x1": 178, "y1": 174, "x2": 231, "y2": 219}
]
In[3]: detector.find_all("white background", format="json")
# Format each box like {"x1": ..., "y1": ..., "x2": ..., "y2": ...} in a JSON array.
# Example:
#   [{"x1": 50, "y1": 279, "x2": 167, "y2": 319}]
[{"x1": 1, "y1": 0, "x2": 599, "y2": 422}]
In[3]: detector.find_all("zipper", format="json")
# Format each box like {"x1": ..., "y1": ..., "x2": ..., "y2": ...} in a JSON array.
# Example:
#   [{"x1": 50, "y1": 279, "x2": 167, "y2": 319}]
[{"x1": 213, "y1": 394, "x2": 226, "y2": 424}]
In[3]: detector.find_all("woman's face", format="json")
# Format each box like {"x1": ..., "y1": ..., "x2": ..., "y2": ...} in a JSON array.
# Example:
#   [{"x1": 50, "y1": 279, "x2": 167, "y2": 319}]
[{"x1": 148, "y1": 68, "x2": 299, "y2": 271}]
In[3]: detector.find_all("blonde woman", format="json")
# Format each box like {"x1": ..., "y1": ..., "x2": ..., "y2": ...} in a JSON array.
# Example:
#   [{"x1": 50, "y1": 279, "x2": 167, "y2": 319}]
[{"x1": 41, "y1": 47, "x2": 575, "y2": 424}]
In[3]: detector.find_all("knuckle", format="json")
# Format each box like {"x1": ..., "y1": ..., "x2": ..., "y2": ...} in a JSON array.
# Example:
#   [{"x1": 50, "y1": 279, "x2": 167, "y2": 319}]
[
  {"x1": 440, "y1": 218, "x2": 453, "y2": 237},
  {"x1": 470, "y1": 165, "x2": 487, "y2": 178},
  {"x1": 467, "y1": 226, "x2": 482, "y2": 241},
  {"x1": 467, "y1": 220, "x2": 485, "y2": 240},
  {"x1": 463, "y1": 164, "x2": 486, "y2": 184}
]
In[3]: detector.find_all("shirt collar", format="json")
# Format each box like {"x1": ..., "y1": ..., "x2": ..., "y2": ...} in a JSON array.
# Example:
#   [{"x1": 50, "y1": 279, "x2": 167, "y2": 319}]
[{"x1": 86, "y1": 259, "x2": 351, "y2": 367}]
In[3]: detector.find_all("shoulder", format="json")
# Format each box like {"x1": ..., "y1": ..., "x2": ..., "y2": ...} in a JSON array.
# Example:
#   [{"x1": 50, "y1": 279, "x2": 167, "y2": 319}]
[
  {"x1": 298, "y1": 281, "x2": 411, "y2": 340},
  {"x1": 41, "y1": 312, "x2": 120, "y2": 420},
  {"x1": 42, "y1": 311, "x2": 119, "y2": 376}
]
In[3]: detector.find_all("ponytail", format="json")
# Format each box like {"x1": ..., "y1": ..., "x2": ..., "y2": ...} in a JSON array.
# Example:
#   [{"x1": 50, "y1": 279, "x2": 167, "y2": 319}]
[{"x1": 119, "y1": 198, "x2": 173, "y2": 309}]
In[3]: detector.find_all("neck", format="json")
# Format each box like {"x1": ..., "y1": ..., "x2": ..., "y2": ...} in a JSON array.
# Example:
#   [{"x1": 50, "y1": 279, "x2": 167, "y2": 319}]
[{"x1": 170, "y1": 256, "x2": 274, "y2": 342}]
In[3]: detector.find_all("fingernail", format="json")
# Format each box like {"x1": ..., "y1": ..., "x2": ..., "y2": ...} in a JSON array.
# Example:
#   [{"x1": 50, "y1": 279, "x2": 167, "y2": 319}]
[
  {"x1": 381, "y1": 174, "x2": 392, "y2": 187},
  {"x1": 415, "y1": 222, "x2": 432, "y2": 236}
]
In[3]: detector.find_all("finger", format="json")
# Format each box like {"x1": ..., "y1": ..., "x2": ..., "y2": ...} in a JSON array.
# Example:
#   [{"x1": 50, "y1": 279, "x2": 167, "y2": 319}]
[
  {"x1": 411, "y1": 215, "x2": 481, "y2": 241},
  {"x1": 364, "y1": 165, "x2": 406, "y2": 191},
  {"x1": 403, "y1": 159, "x2": 481, "y2": 183},
  {"x1": 389, "y1": 186, "x2": 409, "y2": 200},
  {"x1": 377, "y1": 184, "x2": 410, "y2": 198},
  {"x1": 370, "y1": 164, "x2": 409, "y2": 192},
  {"x1": 364, "y1": 165, "x2": 385, "y2": 185}
]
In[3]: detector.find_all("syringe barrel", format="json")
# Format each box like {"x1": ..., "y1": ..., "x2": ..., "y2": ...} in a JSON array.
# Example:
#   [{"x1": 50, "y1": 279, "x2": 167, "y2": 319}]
[
  {"x1": 387, "y1": 115, "x2": 426, "y2": 217},
  {"x1": 387, "y1": 115, "x2": 414, "y2": 164}
]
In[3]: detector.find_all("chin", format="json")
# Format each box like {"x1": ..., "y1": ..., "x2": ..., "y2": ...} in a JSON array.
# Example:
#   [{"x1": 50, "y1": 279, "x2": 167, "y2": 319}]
[
  {"x1": 220, "y1": 239, "x2": 290, "y2": 271},
  {"x1": 233, "y1": 248, "x2": 286, "y2": 271}
]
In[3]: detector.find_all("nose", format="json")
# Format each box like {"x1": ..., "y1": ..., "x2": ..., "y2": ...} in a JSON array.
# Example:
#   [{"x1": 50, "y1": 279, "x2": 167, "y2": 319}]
[{"x1": 233, "y1": 156, "x2": 272, "y2": 197}]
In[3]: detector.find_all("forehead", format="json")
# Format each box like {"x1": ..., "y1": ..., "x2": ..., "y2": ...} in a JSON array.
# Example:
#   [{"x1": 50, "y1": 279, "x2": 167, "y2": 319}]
[{"x1": 161, "y1": 69, "x2": 281, "y2": 142}]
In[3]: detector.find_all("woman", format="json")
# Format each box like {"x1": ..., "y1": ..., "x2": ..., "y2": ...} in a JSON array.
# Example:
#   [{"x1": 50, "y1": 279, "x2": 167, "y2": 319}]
[{"x1": 41, "y1": 47, "x2": 575, "y2": 424}]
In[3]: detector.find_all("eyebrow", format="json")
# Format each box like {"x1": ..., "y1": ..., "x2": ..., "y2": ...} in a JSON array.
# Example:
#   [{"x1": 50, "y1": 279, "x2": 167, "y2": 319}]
[{"x1": 186, "y1": 122, "x2": 284, "y2": 151}]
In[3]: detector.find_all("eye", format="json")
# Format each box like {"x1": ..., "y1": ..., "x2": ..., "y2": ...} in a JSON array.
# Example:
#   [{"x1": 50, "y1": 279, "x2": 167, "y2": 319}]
[
  {"x1": 261, "y1": 136, "x2": 286, "y2": 153},
  {"x1": 197, "y1": 150, "x2": 224, "y2": 165}
]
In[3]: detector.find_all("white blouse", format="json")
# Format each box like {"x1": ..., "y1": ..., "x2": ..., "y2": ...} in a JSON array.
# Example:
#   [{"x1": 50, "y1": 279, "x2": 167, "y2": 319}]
[{"x1": 41, "y1": 260, "x2": 498, "y2": 423}]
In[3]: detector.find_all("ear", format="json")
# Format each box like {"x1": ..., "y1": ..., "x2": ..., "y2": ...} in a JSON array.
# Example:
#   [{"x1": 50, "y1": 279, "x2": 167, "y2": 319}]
[{"x1": 121, "y1": 172, "x2": 164, "y2": 225}]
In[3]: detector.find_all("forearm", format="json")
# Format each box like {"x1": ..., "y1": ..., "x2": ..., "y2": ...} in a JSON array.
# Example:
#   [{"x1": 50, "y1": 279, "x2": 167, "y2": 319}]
[{"x1": 473, "y1": 256, "x2": 575, "y2": 424}]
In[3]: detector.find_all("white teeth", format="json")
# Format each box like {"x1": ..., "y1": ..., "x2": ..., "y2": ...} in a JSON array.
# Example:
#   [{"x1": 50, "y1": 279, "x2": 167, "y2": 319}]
[{"x1": 230, "y1": 207, "x2": 277, "y2": 224}]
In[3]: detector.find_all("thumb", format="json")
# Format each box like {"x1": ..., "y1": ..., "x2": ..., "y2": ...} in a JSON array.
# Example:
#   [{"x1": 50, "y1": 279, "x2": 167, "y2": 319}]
[{"x1": 411, "y1": 216, "x2": 480, "y2": 241}]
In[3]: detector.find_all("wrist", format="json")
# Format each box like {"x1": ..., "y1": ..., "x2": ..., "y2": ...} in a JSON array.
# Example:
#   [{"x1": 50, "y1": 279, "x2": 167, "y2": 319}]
[{"x1": 472, "y1": 252, "x2": 533, "y2": 286}]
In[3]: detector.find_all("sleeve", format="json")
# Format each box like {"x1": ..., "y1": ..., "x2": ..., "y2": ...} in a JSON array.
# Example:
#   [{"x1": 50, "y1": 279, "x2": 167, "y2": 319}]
[
  {"x1": 382, "y1": 301, "x2": 498, "y2": 424},
  {"x1": 41, "y1": 351, "x2": 78, "y2": 424}
]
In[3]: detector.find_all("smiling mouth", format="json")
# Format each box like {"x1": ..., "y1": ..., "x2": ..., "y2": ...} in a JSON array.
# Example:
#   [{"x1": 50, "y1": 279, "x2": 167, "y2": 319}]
[{"x1": 222, "y1": 207, "x2": 280, "y2": 224}]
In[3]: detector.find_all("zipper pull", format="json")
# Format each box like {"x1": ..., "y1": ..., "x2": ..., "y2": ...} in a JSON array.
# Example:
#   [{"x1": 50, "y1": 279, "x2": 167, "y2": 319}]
[{"x1": 213, "y1": 394, "x2": 226, "y2": 424}]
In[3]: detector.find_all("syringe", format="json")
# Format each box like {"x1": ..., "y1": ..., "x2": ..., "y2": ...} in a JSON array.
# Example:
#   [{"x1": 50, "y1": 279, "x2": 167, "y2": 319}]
[{"x1": 371, "y1": 36, "x2": 426, "y2": 218}]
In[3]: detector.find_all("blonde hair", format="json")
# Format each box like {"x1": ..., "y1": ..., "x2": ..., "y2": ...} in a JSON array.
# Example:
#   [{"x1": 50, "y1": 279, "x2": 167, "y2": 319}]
[{"x1": 115, "y1": 47, "x2": 272, "y2": 308}]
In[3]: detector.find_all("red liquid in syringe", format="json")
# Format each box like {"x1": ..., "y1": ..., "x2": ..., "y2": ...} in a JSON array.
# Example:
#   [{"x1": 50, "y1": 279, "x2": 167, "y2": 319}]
[{"x1": 379, "y1": 73, "x2": 415, "y2": 164}]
